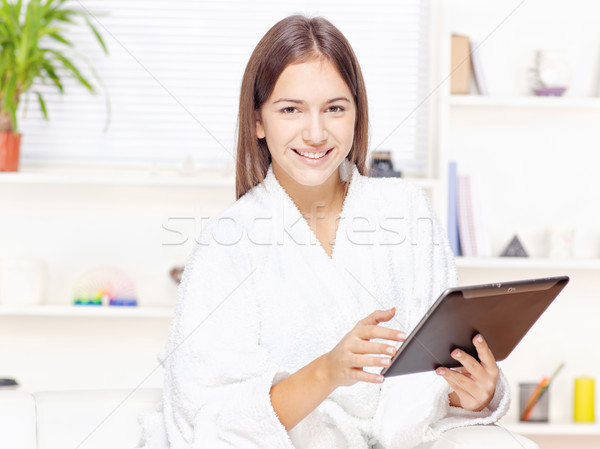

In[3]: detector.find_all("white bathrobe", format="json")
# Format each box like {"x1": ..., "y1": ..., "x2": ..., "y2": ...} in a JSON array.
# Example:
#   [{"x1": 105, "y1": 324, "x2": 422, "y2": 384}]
[{"x1": 136, "y1": 158, "x2": 510, "y2": 449}]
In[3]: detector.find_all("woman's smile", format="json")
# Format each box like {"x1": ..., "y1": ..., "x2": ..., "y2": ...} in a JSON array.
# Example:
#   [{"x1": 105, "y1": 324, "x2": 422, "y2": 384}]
[{"x1": 292, "y1": 147, "x2": 334, "y2": 161}]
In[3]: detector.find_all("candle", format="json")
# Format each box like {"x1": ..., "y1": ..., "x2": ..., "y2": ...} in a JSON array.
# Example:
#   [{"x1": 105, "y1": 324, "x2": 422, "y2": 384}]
[{"x1": 574, "y1": 377, "x2": 595, "y2": 422}]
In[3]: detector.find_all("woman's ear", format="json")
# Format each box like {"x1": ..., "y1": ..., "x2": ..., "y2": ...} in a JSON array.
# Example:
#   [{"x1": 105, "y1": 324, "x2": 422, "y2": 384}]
[{"x1": 255, "y1": 110, "x2": 265, "y2": 139}]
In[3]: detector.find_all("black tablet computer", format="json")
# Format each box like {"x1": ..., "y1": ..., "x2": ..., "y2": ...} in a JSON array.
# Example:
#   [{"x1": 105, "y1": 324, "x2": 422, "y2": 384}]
[{"x1": 381, "y1": 276, "x2": 569, "y2": 377}]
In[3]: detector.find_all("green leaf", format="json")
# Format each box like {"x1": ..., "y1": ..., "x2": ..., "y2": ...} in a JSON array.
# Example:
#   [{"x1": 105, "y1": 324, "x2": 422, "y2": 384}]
[
  {"x1": 47, "y1": 49, "x2": 94, "y2": 92},
  {"x1": 35, "y1": 91, "x2": 48, "y2": 121},
  {"x1": 84, "y1": 16, "x2": 108, "y2": 55},
  {"x1": 47, "y1": 32, "x2": 72, "y2": 46},
  {"x1": 39, "y1": 57, "x2": 63, "y2": 93}
]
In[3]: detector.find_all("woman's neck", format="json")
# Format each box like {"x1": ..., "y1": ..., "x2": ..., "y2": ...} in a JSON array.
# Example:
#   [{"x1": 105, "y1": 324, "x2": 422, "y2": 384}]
[{"x1": 272, "y1": 164, "x2": 347, "y2": 220}]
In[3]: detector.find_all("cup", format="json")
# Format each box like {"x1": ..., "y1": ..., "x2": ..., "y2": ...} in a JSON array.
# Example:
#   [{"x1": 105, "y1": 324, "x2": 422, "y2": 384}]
[
  {"x1": 547, "y1": 226, "x2": 575, "y2": 259},
  {"x1": 0, "y1": 257, "x2": 47, "y2": 306},
  {"x1": 519, "y1": 382, "x2": 549, "y2": 422}
]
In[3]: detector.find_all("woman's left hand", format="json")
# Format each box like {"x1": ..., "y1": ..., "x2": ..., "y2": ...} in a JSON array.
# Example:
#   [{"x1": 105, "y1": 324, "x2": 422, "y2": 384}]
[{"x1": 435, "y1": 334, "x2": 499, "y2": 412}]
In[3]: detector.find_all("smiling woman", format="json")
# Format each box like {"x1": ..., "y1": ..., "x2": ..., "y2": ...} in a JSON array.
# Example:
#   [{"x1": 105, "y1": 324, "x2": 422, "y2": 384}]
[{"x1": 135, "y1": 13, "x2": 511, "y2": 449}]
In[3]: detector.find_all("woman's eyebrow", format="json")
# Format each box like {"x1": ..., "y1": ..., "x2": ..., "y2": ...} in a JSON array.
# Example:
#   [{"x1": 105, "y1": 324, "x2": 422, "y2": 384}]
[{"x1": 272, "y1": 97, "x2": 351, "y2": 105}]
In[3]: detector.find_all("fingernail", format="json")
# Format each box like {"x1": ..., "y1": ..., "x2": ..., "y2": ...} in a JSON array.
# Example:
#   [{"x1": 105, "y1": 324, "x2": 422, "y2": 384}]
[
  {"x1": 387, "y1": 347, "x2": 396, "y2": 355},
  {"x1": 381, "y1": 358, "x2": 391, "y2": 366},
  {"x1": 390, "y1": 307, "x2": 396, "y2": 313},
  {"x1": 453, "y1": 350, "x2": 461, "y2": 358},
  {"x1": 377, "y1": 375, "x2": 385, "y2": 383},
  {"x1": 437, "y1": 368, "x2": 445, "y2": 375},
  {"x1": 477, "y1": 335, "x2": 483, "y2": 343},
  {"x1": 397, "y1": 332, "x2": 405, "y2": 339}
]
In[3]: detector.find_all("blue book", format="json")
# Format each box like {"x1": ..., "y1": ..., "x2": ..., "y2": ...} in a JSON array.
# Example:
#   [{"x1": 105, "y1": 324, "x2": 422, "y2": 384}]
[{"x1": 447, "y1": 161, "x2": 461, "y2": 256}]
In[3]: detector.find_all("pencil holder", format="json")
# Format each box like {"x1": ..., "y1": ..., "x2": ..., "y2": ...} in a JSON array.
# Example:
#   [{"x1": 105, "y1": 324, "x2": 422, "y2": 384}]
[{"x1": 519, "y1": 382, "x2": 549, "y2": 422}]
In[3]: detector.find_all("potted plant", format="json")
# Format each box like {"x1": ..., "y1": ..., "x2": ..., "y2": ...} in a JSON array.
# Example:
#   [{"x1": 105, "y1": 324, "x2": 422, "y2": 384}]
[{"x1": 0, "y1": 0, "x2": 108, "y2": 171}]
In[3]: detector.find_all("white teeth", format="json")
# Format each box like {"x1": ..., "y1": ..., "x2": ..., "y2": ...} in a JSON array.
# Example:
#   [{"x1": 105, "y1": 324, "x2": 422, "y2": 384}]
[{"x1": 296, "y1": 149, "x2": 328, "y2": 159}]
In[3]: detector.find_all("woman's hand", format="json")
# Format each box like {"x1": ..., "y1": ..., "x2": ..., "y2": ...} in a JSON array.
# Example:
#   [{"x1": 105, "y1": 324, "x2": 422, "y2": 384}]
[
  {"x1": 436, "y1": 334, "x2": 499, "y2": 411},
  {"x1": 322, "y1": 308, "x2": 406, "y2": 388}
]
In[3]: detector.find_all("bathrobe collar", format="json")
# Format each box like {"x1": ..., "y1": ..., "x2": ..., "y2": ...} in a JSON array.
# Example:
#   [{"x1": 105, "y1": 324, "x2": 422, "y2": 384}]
[{"x1": 260, "y1": 158, "x2": 361, "y2": 263}]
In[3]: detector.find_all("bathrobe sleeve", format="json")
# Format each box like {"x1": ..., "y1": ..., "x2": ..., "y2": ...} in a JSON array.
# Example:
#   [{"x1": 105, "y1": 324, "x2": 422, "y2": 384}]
[
  {"x1": 372, "y1": 186, "x2": 510, "y2": 449},
  {"x1": 152, "y1": 233, "x2": 296, "y2": 448}
]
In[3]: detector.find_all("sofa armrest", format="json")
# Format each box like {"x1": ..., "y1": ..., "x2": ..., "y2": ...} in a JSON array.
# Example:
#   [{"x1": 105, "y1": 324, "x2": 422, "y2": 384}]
[
  {"x1": 427, "y1": 424, "x2": 539, "y2": 449},
  {"x1": 0, "y1": 390, "x2": 37, "y2": 449}
]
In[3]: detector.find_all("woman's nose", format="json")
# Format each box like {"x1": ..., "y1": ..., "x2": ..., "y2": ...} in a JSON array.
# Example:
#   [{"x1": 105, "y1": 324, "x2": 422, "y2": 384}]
[{"x1": 302, "y1": 114, "x2": 328, "y2": 144}]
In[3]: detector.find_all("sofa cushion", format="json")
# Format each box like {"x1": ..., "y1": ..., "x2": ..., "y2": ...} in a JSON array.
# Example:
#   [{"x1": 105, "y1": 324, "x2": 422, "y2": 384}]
[{"x1": 0, "y1": 390, "x2": 37, "y2": 449}]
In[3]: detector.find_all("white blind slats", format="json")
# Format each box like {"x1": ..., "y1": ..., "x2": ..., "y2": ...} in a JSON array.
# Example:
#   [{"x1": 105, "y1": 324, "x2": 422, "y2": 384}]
[{"x1": 19, "y1": 0, "x2": 430, "y2": 174}]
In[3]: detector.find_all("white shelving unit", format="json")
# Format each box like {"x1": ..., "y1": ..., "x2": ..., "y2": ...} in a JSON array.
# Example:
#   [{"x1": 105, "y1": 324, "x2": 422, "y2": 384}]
[
  {"x1": 0, "y1": 304, "x2": 174, "y2": 318},
  {"x1": 449, "y1": 95, "x2": 600, "y2": 109},
  {"x1": 501, "y1": 421, "x2": 600, "y2": 436},
  {"x1": 0, "y1": 163, "x2": 235, "y2": 188},
  {"x1": 455, "y1": 257, "x2": 600, "y2": 271},
  {"x1": 440, "y1": 3, "x2": 600, "y2": 446}
]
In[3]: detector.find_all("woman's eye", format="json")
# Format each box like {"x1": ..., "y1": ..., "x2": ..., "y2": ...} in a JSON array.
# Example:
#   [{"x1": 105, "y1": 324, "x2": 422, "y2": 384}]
[{"x1": 280, "y1": 105, "x2": 344, "y2": 114}]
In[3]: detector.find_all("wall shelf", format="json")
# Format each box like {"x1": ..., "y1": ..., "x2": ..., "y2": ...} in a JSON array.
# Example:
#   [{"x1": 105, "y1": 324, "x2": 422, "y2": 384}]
[
  {"x1": 0, "y1": 163, "x2": 235, "y2": 188},
  {"x1": 449, "y1": 95, "x2": 600, "y2": 109},
  {"x1": 501, "y1": 421, "x2": 600, "y2": 436},
  {"x1": 455, "y1": 257, "x2": 600, "y2": 271},
  {"x1": 0, "y1": 305, "x2": 174, "y2": 318}
]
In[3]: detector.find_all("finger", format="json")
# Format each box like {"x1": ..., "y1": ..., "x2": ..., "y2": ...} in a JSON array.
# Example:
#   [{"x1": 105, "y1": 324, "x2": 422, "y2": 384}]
[
  {"x1": 437, "y1": 367, "x2": 488, "y2": 411},
  {"x1": 450, "y1": 348, "x2": 486, "y2": 380},
  {"x1": 352, "y1": 368, "x2": 385, "y2": 384},
  {"x1": 357, "y1": 323, "x2": 406, "y2": 343},
  {"x1": 360, "y1": 308, "x2": 397, "y2": 326},
  {"x1": 353, "y1": 339, "x2": 398, "y2": 357},
  {"x1": 351, "y1": 353, "x2": 393, "y2": 370},
  {"x1": 473, "y1": 334, "x2": 499, "y2": 376},
  {"x1": 436, "y1": 367, "x2": 479, "y2": 401}
]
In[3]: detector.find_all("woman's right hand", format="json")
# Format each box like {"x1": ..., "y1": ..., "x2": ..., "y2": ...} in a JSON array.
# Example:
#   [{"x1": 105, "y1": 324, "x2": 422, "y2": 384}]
[{"x1": 322, "y1": 307, "x2": 406, "y2": 388}]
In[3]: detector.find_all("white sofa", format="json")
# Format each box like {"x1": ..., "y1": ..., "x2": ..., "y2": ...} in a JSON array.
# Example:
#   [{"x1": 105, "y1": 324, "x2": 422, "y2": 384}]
[{"x1": 0, "y1": 388, "x2": 538, "y2": 449}]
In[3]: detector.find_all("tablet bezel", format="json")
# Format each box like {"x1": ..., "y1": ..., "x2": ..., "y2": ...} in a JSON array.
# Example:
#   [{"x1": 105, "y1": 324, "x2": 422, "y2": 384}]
[{"x1": 380, "y1": 276, "x2": 569, "y2": 377}]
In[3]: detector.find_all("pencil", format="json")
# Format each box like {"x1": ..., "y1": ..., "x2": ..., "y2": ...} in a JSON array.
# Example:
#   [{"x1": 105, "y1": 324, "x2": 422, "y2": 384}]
[{"x1": 520, "y1": 362, "x2": 565, "y2": 421}]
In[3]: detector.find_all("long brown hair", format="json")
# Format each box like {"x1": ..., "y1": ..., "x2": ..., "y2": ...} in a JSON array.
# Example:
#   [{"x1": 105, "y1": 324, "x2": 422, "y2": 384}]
[{"x1": 235, "y1": 14, "x2": 370, "y2": 200}]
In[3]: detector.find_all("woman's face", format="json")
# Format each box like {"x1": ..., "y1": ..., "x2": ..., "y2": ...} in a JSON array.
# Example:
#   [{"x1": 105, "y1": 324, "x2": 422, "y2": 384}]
[{"x1": 255, "y1": 58, "x2": 356, "y2": 187}]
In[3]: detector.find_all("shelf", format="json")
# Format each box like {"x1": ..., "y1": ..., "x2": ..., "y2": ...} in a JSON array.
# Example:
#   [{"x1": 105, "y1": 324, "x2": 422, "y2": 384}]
[
  {"x1": 501, "y1": 421, "x2": 600, "y2": 436},
  {"x1": 0, "y1": 163, "x2": 235, "y2": 188},
  {"x1": 0, "y1": 305, "x2": 174, "y2": 318},
  {"x1": 455, "y1": 257, "x2": 600, "y2": 270},
  {"x1": 449, "y1": 95, "x2": 600, "y2": 109}
]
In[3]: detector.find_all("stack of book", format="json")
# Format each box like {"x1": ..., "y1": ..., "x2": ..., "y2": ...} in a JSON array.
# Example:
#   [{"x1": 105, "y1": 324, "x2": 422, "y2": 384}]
[
  {"x1": 447, "y1": 162, "x2": 490, "y2": 257},
  {"x1": 451, "y1": 34, "x2": 488, "y2": 95}
]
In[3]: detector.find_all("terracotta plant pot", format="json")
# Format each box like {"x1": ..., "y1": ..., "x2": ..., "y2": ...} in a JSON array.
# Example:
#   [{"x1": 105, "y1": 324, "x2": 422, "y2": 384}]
[{"x1": 0, "y1": 132, "x2": 21, "y2": 172}]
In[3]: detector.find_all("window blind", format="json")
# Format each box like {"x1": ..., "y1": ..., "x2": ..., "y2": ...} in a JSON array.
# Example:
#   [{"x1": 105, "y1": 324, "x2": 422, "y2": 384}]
[{"x1": 18, "y1": 0, "x2": 430, "y2": 175}]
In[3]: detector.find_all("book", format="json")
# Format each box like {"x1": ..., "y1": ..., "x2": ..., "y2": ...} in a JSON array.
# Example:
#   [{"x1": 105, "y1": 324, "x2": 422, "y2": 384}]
[
  {"x1": 447, "y1": 161, "x2": 461, "y2": 256},
  {"x1": 450, "y1": 34, "x2": 471, "y2": 94},
  {"x1": 457, "y1": 174, "x2": 490, "y2": 257},
  {"x1": 469, "y1": 40, "x2": 489, "y2": 95}
]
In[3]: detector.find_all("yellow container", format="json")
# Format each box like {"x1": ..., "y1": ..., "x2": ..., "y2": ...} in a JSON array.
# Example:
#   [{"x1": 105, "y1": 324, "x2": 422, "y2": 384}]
[{"x1": 574, "y1": 377, "x2": 595, "y2": 422}]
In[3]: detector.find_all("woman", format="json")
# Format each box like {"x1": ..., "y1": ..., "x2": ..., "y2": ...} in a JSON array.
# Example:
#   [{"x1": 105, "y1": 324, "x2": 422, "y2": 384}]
[{"x1": 137, "y1": 14, "x2": 509, "y2": 448}]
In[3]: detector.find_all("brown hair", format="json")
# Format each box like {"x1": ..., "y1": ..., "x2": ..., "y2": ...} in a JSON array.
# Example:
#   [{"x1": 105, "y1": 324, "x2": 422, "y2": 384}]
[{"x1": 235, "y1": 14, "x2": 370, "y2": 200}]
